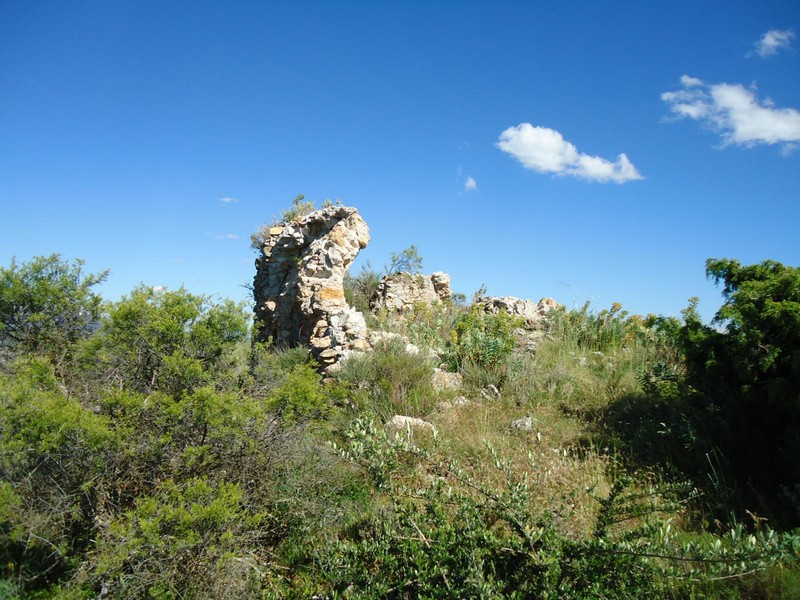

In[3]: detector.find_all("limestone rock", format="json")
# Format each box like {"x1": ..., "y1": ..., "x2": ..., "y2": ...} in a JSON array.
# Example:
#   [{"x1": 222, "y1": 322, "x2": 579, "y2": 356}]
[
  {"x1": 431, "y1": 368, "x2": 463, "y2": 392},
  {"x1": 385, "y1": 415, "x2": 436, "y2": 433},
  {"x1": 510, "y1": 416, "x2": 537, "y2": 431},
  {"x1": 436, "y1": 395, "x2": 471, "y2": 412},
  {"x1": 452, "y1": 395, "x2": 471, "y2": 407},
  {"x1": 253, "y1": 205, "x2": 371, "y2": 368},
  {"x1": 370, "y1": 271, "x2": 452, "y2": 313}
]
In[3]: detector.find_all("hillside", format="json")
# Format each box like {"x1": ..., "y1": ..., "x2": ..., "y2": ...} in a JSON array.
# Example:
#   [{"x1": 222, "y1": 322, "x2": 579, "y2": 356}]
[{"x1": 1, "y1": 206, "x2": 799, "y2": 598}]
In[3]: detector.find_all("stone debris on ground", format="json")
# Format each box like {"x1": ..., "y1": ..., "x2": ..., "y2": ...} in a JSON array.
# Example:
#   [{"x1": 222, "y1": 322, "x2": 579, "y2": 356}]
[
  {"x1": 481, "y1": 384, "x2": 502, "y2": 401},
  {"x1": 510, "y1": 416, "x2": 537, "y2": 431},
  {"x1": 385, "y1": 415, "x2": 436, "y2": 433},
  {"x1": 431, "y1": 368, "x2": 463, "y2": 392}
]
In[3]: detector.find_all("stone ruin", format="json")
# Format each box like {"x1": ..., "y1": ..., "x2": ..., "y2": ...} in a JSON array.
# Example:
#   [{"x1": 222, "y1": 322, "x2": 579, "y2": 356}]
[
  {"x1": 252, "y1": 205, "x2": 371, "y2": 369},
  {"x1": 253, "y1": 204, "x2": 562, "y2": 369},
  {"x1": 370, "y1": 271, "x2": 452, "y2": 313},
  {"x1": 477, "y1": 295, "x2": 561, "y2": 330}
]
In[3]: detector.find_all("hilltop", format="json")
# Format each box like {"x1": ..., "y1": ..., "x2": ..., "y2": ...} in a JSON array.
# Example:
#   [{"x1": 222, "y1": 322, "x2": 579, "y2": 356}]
[{"x1": 1, "y1": 204, "x2": 799, "y2": 598}]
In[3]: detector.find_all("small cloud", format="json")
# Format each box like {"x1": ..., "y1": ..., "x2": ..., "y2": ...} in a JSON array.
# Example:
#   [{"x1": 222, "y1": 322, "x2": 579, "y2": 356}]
[
  {"x1": 496, "y1": 123, "x2": 643, "y2": 183},
  {"x1": 662, "y1": 76, "x2": 800, "y2": 151},
  {"x1": 220, "y1": 196, "x2": 239, "y2": 204},
  {"x1": 751, "y1": 29, "x2": 795, "y2": 58},
  {"x1": 464, "y1": 176, "x2": 478, "y2": 192},
  {"x1": 170, "y1": 257, "x2": 186, "y2": 263},
  {"x1": 680, "y1": 75, "x2": 704, "y2": 87},
  {"x1": 152, "y1": 285, "x2": 166, "y2": 292},
  {"x1": 215, "y1": 233, "x2": 240, "y2": 240}
]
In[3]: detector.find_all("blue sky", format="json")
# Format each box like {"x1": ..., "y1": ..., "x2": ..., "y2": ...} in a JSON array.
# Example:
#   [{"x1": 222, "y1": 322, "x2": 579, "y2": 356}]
[{"x1": 1, "y1": 1, "x2": 798, "y2": 321}]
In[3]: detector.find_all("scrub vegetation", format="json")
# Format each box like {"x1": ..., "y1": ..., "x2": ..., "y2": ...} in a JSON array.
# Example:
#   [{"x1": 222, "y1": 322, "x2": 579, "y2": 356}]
[{"x1": 1, "y1": 252, "x2": 799, "y2": 598}]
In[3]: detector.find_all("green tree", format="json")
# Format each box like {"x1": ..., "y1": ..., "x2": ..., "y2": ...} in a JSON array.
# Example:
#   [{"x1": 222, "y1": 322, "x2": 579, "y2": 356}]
[
  {"x1": 386, "y1": 244, "x2": 423, "y2": 275},
  {"x1": 0, "y1": 254, "x2": 107, "y2": 365},
  {"x1": 678, "y1": 259, "x2": 800, "y2": 526}
]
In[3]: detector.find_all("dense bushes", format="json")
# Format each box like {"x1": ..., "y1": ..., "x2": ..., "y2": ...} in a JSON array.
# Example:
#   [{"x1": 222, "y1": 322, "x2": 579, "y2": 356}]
[
  {"x1": 0, "y1": 254, "x2": 107, "y2": 368},
  {"x1": 595, "y1": 259, "x2": 800, "y2": 528},
  {"x1": 676, "y1": 259, "x2": 800, "y2": 526},
  {"x1": 79, "y1": 285, "x2": 250, "y2": 395},
  {"x1": 442, "y1": 304, "x2": 520, "y2": 388}
]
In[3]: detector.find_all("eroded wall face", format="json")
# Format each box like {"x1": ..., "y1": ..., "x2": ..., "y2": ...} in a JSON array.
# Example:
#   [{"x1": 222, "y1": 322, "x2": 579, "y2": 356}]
[{"x1": 253, "y1": 205, "x2": 370, "y2": 367}]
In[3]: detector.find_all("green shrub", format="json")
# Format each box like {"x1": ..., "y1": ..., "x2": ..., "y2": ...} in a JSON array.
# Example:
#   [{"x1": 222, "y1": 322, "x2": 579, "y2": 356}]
[
  {"x1": 0, "y1": 254, "x2": 107, "y2": 368},
  {"x1": 672, "y1": 260, "x2": 800, "y2": 527},
  {"x1": 250, "y1": 194, "x2": 319, "y2": 251},
  {"x1": 81, "y1": 286, "x2": 249, "y2": 396},
  {"x1": 443, "y1": 304, "x2": 520, "y2": 387},
  {"x1": 0, "y1": 361, "x2": 116, "y2": 592},
  {"x1": 94, "y1": 477, "x2": 269, "y2": 598},
  {"x1": 386, "y1": 244, "x2": 423, "y2": 275},
  {"x1": 404, "y1": 300, "x2": 461, "y2": 356},
  {"x1": 343, "y1": 263, "x2": 381, "y2": 316},
  {"x1": 336, "y1": 337, "x2": 437, "y2": 419},
  {"x1": 268, "y1": 362, "x2": 330, "y2": 424}
]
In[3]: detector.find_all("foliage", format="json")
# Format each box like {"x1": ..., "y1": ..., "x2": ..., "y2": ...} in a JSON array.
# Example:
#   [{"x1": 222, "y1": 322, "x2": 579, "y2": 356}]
[
  {"x1": 691, "y1": 258, "x2": 800, "y2": 397},
  {"x1": 288, "y1": 419, "x2": 798, "y2": 599},
  {"x1": 81, "y1": 285, "x2": 249, "y2": 395},
  {"x1": 677, "y1": 259, "x2": 800, "y2": 526},
  {"x1": 386, "y1": 244, "x2": 423, "y2": 275},
  {"x1": 246, "y1": 342, "x2": 311, "y2": 398},
  {"x1": 0, "y1": 254, "x2": 107, "y2": 367},
  {"x1": 268, "y1": 361, "x2": 330, "y2": 424},
  {"x1": 549, "y1": 301, "x2": 639, "y2": 352},
  {"x1": 443, "y1": 304, "x2": 520, "y2": 386},
  {"x1": 404, "y1": 300, "x2": 460, "y2": 356},
  {"x1": 343, "y1": 262, "x2": 381, "y2": 316},
  {"x1": 250, "y1": 194, "x2": 319, "y2": 251},
  {"x1": 93, "y1": 477, "x2": 268, "y2": 598},
  {"x1": 3, "y1": 252, "x2": 800, "y2": 597},
  {"x1": 0, "y1": 358, "x2": 116, "y2": 592},
  {"x1": 279, "y1": 194, "x2": 317, "y2": 224},
  {"x1": 336, "y1": 336, "x2": 438, "y2": 420}
]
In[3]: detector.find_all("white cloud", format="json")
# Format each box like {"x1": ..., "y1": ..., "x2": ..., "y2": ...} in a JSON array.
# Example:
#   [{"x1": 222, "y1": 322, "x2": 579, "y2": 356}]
[
  {"x1": 680, "y1": 75, "x2": 704, "y2": 87},
  {"x1": 152, "y1": 285, "x2": 166, "y2": 292},
  {"x1": 464, "y1": 176, "x2": 478, "y2": 191},
  {"x1": 496, "y1": 123, "x2": 643, "y2": 183},
  {"x1": 215, "y1": 233, "x2": 239, "y2": 240},
  {"x1": 752, "y1": 29, "x2": 795, "y2": 58},
  {"x1": 220, "y1": 196, "x2": 239, "y2": 204},
  {"x1": 662, "y1": 76, "x2": 800, "y2": 151}
]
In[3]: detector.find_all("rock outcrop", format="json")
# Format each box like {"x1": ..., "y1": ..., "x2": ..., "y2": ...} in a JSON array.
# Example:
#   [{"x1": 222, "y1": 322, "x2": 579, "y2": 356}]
[
  {"x1": 477, "y1": 296, "x2": 561, "y2": 330},
  {"x1": 370, "y1": 271, "x2": 452, "y2": 313},
  {"x1": 253, "y1": 205, "x2": 370, "y2": 368}
]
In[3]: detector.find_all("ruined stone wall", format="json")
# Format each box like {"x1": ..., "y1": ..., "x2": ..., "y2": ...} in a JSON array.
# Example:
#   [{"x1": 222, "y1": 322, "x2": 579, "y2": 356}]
[
  {"x1": 370, "y1": 271, "x2": 452, "y2": 313},
  {"x1": 253, "y1": 205, "x2": 370, "y2": 368}
]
